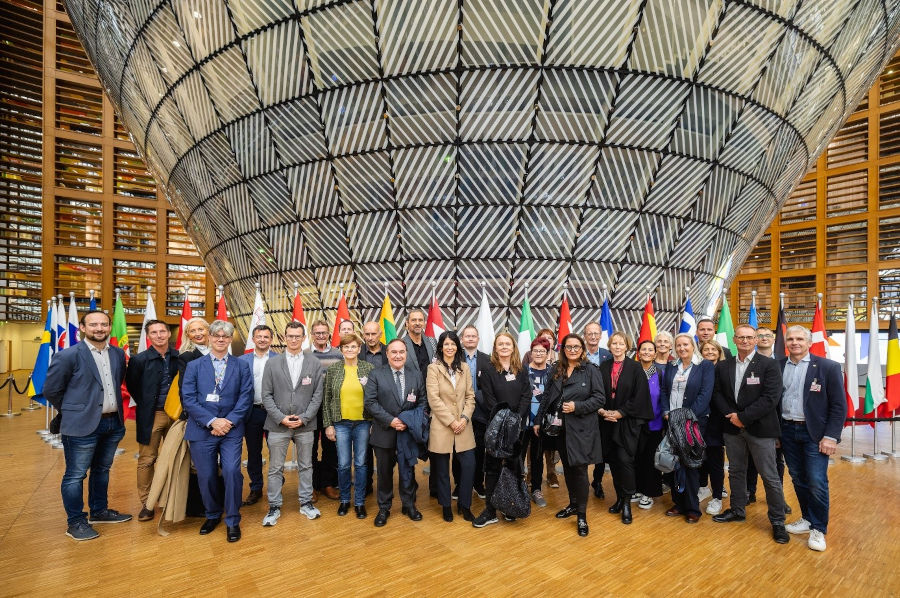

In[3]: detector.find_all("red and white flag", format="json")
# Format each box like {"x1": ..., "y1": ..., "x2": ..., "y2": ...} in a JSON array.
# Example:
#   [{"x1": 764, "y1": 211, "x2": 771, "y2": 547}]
[
  {"x1": 557, "y1": 295, "x2": 573, "y2": 351},
  {"x1": 331, "y1": 292, "x2": 352, "y2": 347},
  {"x1": 292, "y1": 285, "x2": 309, "y2": 349},
  {"x1": 216, "y1": 286, "x2": 228, "y2": 322},
  {"x1": 244, "y1": 285, "x2": 267, "y2": 354},
  {"x1": 810, "y1": 295, "x2": 829, "y2": 358},
  {"x1": 425, "y1": 291, "x2": 445, "y2": 339},
  {"x1": 137, "y1": 290, "x2": 157, "y2": 353},
  {"x1": 175, "y1": 292, "x2": 192, "y2": 351}
]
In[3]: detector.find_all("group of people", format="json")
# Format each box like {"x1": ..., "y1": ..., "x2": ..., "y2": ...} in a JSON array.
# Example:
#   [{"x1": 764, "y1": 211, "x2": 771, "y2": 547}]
[{"x1": 43, "y1": 307, "x2": 846, "y2": 551}]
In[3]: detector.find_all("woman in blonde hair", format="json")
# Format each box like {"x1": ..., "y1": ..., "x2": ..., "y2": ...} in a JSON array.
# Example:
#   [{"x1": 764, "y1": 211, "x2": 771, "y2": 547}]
[
  {"x1": 177, "y1": 318, "x2": 210, "y2": 384},
  {"x1": 472, "y1": 332, "x2": 532, "y2": 528}
]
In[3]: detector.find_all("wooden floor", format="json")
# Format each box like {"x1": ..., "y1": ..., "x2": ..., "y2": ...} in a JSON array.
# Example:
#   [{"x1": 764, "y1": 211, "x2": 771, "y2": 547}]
[{"x1": 1, "y1": 379, "x2": 898, "y2": 597}]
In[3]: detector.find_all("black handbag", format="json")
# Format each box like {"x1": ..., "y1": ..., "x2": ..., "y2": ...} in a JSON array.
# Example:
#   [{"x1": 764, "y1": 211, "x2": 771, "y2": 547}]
[
  {"x1": 542, "y1": 401, "x2": 563, "y2": 437},
  {"x1": 490, "y1": 465, "x2": 531, "y2": 519}
]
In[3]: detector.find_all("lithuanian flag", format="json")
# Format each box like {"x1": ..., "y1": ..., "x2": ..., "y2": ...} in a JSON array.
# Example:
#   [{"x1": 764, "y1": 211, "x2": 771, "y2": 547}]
[{"x1": 380, "y1": 294, "x2": 397, "y2": 344}]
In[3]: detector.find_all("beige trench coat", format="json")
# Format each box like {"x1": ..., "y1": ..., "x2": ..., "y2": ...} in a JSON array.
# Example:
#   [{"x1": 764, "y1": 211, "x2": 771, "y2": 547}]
[{"x1": 426, "y1": 362, "x2": 476, "y2": 454}]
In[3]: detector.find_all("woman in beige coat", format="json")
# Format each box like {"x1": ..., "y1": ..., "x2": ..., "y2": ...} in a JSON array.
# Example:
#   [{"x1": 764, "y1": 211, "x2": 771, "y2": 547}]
[{"x1": 427, "y1": 330, "x2": 476, "y2": 523}]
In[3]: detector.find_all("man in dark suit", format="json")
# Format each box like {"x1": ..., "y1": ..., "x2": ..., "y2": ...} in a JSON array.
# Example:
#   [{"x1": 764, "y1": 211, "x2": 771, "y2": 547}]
[
  {"x1": 456, "y1": 325, "x2": 492, "y2": 498},
  {"x1": 711, "y1": 324, "x2": 789, "y2": 544},
  {"x1": 44, "y1": 310, "x2": 132, "y2": 541},
  {"x1": 779, "y1": 326, "x2": 846, "y2": 552},
  {"x1": 238, "y1": 324, "x2": 278, "y2": 507},
  {"x1": 125, "y1": 319, "x2": 179, "y2": 522},
  {"x1": 364, "y1": 338, "x2": 427, "y2": 526},
  {"x1": 181, "y1": 320, "x2": 253, "y2": 542}
]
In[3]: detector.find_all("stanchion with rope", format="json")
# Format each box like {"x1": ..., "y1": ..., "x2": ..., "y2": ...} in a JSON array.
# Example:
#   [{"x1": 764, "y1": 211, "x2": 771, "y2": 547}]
[
  {"x1": 21, "y1": 374, "x2": 40, "y2": 411},
  {"x1": 0, "y1": 373, "x2": 30, "y2": 417},
  {"x1": 841, "y1": 420, "x2": 867, "y2": 463},
  {"x1": 883, "y1": 417, "x2": 900, "y2": 458},
  {"x1": 842, "y1": 416, "x2": 900, "y2": 461},
  {"x1": 863, "y1": 416, "x2": 890, "y2": 461}
]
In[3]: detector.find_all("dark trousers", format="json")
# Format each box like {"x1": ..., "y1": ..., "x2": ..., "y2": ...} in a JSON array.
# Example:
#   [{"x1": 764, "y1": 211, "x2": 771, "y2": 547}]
[
  {"x1": 373, "y1": 446, "x2": 416, "y2": 510},
  {"x1": 607, "y1": 443, "x2": 637, "y2": 499},
  {"x1": 431, "y1": 450, "x2": 474, "y2": 509},
  {"x1": 668, "y1": 467, "x2": 701, "y2": 516},
  {"x1": 244, "y1": 405, "x2": 267, "y2": 492},
  {"x1": 591, "y1": 461, "x2": 605, "y2": 490},
  {"x1": 453, "y1": 420, "x2": 487, "y2": 493},
  {"x1": 366, "y1": 445, "x2": 374, "y2": 493},
  {"x1": 558, "y1": 432, "x2": 589, "y2": 515},
  {"x1": 190, "y1": 432, "x2": 244, "y2": 527},
  {"x1": 747, "y1": 445, "x2": 785, "y2": 497},
  {"x1": 724, "y1": 430, "x2": 786, "y2": 524},
  {"x1": 700, "y1": 445, "x2": 725, "y2": 499},
  {"x1": 635, "y1": 428, "x2": 664, "y2": 498},
  {"x1": 313, "y1": 412, "x2": 338, "y2": 489},
  {"x1": 522, "y1": 430, "x2": 544, "y2": 493}
]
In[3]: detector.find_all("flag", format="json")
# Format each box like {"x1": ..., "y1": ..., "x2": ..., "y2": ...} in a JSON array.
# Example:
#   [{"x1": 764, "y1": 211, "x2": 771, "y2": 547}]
[
  {"x1": 379, "y1": 293, "x2": 397, "y2": 344},
  {"x1": 137, "y1": 290, "x2": 157, "y2": 353},
  {"x1": 884, "y1": 311, "x2": 900, "y2": 416},
  {"x1": 56, "y1": 295, "x2": 69, "y2": 350},
  {"x1": 110, "y1": 292, "x2": 135, "y2": 421},
  {"x1": 67, "y1": 293, "x2": 79, "y2": 346},
  {"x1": 844, "y1": 297, "x2": 860, "y2": 419},
  {"x1": 637, "y1": 296, "x2": 657, "y2": 346},
  {"x1": 748, "y1": 293, "x2": 758, "y2": 329},
  {"x1": 216, "y1": 291, "x2": 228, "y2": 321},
  {"x1": 715, "y1": 297, "x2": 737, "y2": 355},
  {"x1": 425, "y1": 291, "x2": 446, "y2": 339},
  {"x1": 476, "y1": 287, "x2": 495, "y2": 354},
  {"x1": 810, "y1": 296, "x2": 829, "y2": 358},
  {"x1": 292, "y1": 286, "x2": 310, "y2": 349},
  {"x1": 89, "y1": 289, "x2": 96, "y2": 311},
  {"x1": 517, "y1": 293, "x2": 536, "y2": 356},
  {"x1": 50, "y1": 296, "x2": 59, "y2": 353},
  {"x1": 557, "y1": 295, "x2": 572, "y2": 351},
  {"x1": 773, "y1": 297, "x2": 788, "y2": 357},
  {"x1": 599, "y1": 298, "x2": 614, "y2": 349},
  {"x1": 679, "y1": 296, "x2": 697, "y2": 340},
  {"x1": 26, "y1": 305, "x2": 53, "y2": 405},
  {"x1": 331, "y1": 292, "x2": 351, "y2": 348},
  {"x1": 246, "y1": 285, "x2": 268, "y2": 353},
  {"x1": 175, "y1": 293, "x2": 192, "y2": 351},
  {"x1": 863, "y1": 303, "x2": 885, "y2": 415}
]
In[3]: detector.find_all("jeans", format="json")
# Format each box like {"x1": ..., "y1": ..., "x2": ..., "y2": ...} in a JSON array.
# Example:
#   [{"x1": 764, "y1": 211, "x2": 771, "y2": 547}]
[
  {"x1": 61, "y1": 415, "x2": 125, "y2": 525},
  {"x1": 781, "y1": 421, "x2": 831, "y2": 533},
  {"x1": 334, "y1": 420, "x2": 369, "y2": 506}
]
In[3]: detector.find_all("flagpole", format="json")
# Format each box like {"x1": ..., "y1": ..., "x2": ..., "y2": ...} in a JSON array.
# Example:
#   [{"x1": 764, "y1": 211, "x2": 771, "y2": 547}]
[
  {"x1": 882, "y1": 303, "x2": 900, "y2": 458},
  {"x1": 863, "y1": 297, "x2": 888, "y2": 461},
  {"x1": 37, "y1": 299, "x2": 53, "y2": 436}
]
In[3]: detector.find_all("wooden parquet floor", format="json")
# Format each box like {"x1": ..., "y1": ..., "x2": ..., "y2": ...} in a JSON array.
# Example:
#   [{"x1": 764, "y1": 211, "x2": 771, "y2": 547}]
[{"x1": 0, "y1": 389, "x2": 898, "y2": 597}]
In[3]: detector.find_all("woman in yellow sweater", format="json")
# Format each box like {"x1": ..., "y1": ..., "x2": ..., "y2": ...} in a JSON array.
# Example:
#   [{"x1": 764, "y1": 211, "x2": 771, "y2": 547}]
[{"x1": 323, "y1": 332, "x2": 375, "y2": 519}]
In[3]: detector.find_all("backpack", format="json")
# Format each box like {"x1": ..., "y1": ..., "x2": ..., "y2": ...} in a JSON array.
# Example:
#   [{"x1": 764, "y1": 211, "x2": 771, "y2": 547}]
[
  {"x1": 666, "y1": 407, "x2": 706, "y2": 469},
  {"x1": 484, "y1": 408, "x2": 522, "y2": 458}
]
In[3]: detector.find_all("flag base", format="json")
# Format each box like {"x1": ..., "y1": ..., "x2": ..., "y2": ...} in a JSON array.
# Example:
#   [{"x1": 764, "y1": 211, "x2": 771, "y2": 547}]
[
  {"x1": 863, "y1": 452, "x2": 888, "y2": 461},
  {"x1": 840, "y1": 455, "x2": 866, "y2": 463},
  {"x1": 21, "y1": 402, "x2": 41, "y2": 411},
  {"x1": 0, "y1": 412, "x2": 21, "y2": 417},
  {"x1": 880, "y1": 450, "x2": 900, "y2": 457}
]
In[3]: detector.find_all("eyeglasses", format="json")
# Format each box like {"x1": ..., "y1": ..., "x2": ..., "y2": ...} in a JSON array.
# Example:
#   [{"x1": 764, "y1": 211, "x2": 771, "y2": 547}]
[
  {"x1": 757, "y1": 334, "x2": 774, "y2": 339},
  {"x1": 211, "y1": 334, "x2": 232, "y2": 340},
  {"x1": 734, "y1": 335, "x2": 756, "y2": 341},
  {"x1": 313, "y1": 331, "x2": 329, "y2": 336},
  {"x1": 285, "y1": 334, "x2": 304, "y2": 340},
  {"x1": 564, "y1": 345, "x2": 582, "y2": 352},
  {"x1": 531, "y1": 349, "x2": 547, "y2": 355}
]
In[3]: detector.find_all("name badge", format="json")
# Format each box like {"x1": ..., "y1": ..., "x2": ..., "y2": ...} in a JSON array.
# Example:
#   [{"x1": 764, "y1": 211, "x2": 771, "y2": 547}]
[
  {"x1": 550, "y1": 415, "x2": 562, "y2": 426},
  {"x1": 532, "y1": 387, "x2": 542, "y2": 396},
  {"x1": 675, "y1": 375, "x2": 687, "y2": 384},
  {"x1": 406, "y1": 393, "x2": 417, "y2": 402},
  {"x1": 359, "y1": 376, "x2": 368, "y2": 386},
  {"x1": 301, "y1": 376, "x2": 312, "y2": 386},
  {"x1": 810, "y1": 380, "x2": 821, "y2": 392},
  {"x1": 746, "y1": 375, "x2": 760, "y2": 385},
  {"x1": 205, "y1": 393, "x2": 220, "y2": 403},
  {"x1": 505, "y1": 373, "x2": 516, "y2": 382}
]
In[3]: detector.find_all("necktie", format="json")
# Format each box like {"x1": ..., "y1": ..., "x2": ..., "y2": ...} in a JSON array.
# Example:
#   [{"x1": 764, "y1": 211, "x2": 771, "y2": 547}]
[{"x1": 394, "y1": 370, "x2": 403, "y2": 399}]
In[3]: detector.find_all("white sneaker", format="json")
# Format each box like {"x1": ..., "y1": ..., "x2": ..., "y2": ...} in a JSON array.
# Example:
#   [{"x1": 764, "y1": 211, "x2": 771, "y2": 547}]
[
  {"x1": 697, "y1": 486, "x2": 712, "y2": 503},
  {"x1": 706, "y1": 498, "x2": 722, "y2": 515},
  {"x1": 300, "y1": 503, "x2": 321, "y2": 520},
  {"x1": 262, "y1": 506, "x2": 281, "y2": 526},
  {"x1": 638, "y1": 496, "x2": 653, "y2": 509},
  {"x1": 786, "y1": 518, "x2": 811, "y2": 534},
  {"x1": 630, "y1": 493, "x2": 643, "y2": 503},
  {"x1": 808, "y1": 529, "x2": 826, "y2": 551},
  {"x1": 721, "y1": 488, "x2": 728, "y2": 498}
]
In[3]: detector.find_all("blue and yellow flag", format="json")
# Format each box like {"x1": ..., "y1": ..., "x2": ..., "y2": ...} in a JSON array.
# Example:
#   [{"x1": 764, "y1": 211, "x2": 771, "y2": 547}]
[{"x1": 26, "y1": 306, "x2": 53, "y2": 405}]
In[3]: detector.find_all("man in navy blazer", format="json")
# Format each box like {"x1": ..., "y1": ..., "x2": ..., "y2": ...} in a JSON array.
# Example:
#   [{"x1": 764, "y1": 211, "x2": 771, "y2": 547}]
[
  {"x1": 43, "y1": 310, "x2": 132, "y2": 541},
  {"x1": 182, "y1": 320, "x2": 253, "y2": 542},
  {"x1": 779, "y1": 326, "x2": 847, "y2": 552}
]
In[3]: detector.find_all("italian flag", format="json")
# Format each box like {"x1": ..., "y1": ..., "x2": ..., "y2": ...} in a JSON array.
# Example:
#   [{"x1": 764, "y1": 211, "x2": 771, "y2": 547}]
[
  {"x1": 864, "y1": 303, "x2": 885, "y2": 415},
  {"x1": 517, "y1": 292, "x2": 536, "y2": 356}
]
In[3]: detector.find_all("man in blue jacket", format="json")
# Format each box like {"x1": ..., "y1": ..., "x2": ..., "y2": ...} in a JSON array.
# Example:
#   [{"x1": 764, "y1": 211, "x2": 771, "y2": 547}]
[
  {"x1": 779, "y1": 326, "x2": 847, "y2": 552},
  {"x1": 182, "y1": 320, "x2": 253, "y2": 542},
  {"x1": 44, "y1": 310, "x2": 131, "y2": 541}
]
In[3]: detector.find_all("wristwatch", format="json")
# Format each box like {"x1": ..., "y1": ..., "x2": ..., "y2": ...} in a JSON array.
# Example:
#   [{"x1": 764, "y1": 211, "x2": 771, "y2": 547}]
[{"x1": 460, "y1": 414, "x2": 469, "y2": 423}]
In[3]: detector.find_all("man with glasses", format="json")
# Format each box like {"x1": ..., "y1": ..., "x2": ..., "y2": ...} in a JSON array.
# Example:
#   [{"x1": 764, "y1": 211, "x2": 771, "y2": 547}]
[
  {"x1": 755, "y1": 327, "x2": 776, "y2": 358},
  {"x1": 711, "y1": 324, "x2": 789, "y2": 544},
  {"x1": 181, "y1": 320, "x2": 254, "y2": 542},
  {"x1": 238, "y1": 325, "x2": 278, "y2": 507},
  {"x1": 260, "y1": 322, "x2": 324, "y2": 525},
  {"x1": 309, "y1": 319, "x2": 342, "y2": 500}
]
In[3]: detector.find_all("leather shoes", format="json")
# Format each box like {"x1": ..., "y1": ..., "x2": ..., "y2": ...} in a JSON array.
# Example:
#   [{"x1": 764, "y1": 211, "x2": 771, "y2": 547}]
[
  {"x1": 311, "y1": 490, "x2": 319, "y2": 504},
  {"x1": 772, "y1": 524, "x2": 790, "y2": 544},
  {"x1": 337, "y1": 502, "x2": 350, "y2": 516},
  {"x1": 374, "y1": 508, "x2": 390, "y2": 527},
  {"x1": 226, "y1": 525, "x2": 241, "y2": 542},
  {"x1": 355, "y1": 505, "x2": 367, "y2": 519},
  {"x1": 577, "y1": 517, "x2": 589, "y2": 537},
  {"x1": 621, "y1": 501, "x2": 632, "y2": 525},
  {"x1": 138, "y1": 507, "x2": 154, "y2": 522},
  {"x1": 323, "y1": 486, "x2": 340, "y2": 500},
  {"x1": 242, "y1": 489, "x2": 263, "y2": 506},
  {"x1": 457, "y1": 506, "x2": 474, "y2": 522},
  {"x1": 402, "y1": 506, "x2": 423, "y2": 521},
  {"x1": 666, "y1": 506, "x2": 683, "y2": 517},
  {"x1": 608, "y1": 498, "x2": 623, "y2": 514},
  {"x1": 685, "y1": 513, "x2": 701, "y2": 524},
  {"x1": 713, "y1": 509, "x2": 746, "y2": 523},
  {"x1": 556, "y1": 505, "x2": 577, "y2": 519},
  {"x1": 442, "y1": 506, "x2": 454, "y2": 522},
  {"x1": 199, "y1": 517, "x2": 220, "y2": 535},
  {"x1": 592, "y1": 481, "x2": 605, "y2": 499}
]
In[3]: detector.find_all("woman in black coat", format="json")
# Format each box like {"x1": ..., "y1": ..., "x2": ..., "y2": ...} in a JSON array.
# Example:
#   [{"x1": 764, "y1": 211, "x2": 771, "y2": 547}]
[
  {"x1": 535, "y1": 333, "x2": 605, "y2": 537},
  {"x1": 599, "y1": 331, "x2": 654, "y2": 524}
]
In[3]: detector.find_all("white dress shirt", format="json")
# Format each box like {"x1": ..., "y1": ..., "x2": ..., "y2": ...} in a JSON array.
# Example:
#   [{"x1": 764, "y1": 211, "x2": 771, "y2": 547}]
[
  {"x1": 88, "y1": 342, "x2": 117, "y2": 414},
  {"x1": 251, "y1": 351, "x2": 270, "y2": 405},
  {"x1": 286, "y1": 350, "x2": 304, "y2": 388}
]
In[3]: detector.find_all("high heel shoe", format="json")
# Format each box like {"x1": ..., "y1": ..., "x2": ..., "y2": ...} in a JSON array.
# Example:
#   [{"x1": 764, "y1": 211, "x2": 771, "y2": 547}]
[
  {"x1": 621, "y1": 499, "x2": 633, "y2": 524},
  {"x1": 577, "y1": 516, "x2": 589, "y2": 537},
  {"x1": 442, "y1": 506, "x2": 453, "y2": 522},
  {"x1": 608, "y1": 498, "x2": 623, "y2": 514}
]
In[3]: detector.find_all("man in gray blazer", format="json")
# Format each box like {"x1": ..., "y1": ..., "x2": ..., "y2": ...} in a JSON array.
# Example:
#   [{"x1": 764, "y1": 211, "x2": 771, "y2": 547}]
[
  {"x1": 43, "y1": 310, "x2": 132, "y2": 541},
  {"x1": 260, "y1": 321, "x2": 325, "y2": 526},
  {"x1": 403, "y1": 309, "x2": 436, "y2": 374},
  {"x1": 364, "y1": 339, "x2": 427, "y2": 527}
]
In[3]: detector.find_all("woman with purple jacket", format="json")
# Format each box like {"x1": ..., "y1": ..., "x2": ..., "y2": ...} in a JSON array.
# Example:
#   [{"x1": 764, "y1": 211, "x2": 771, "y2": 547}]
[{"x1": 634, "y1": 340, "x2": 666, "y2": 510}]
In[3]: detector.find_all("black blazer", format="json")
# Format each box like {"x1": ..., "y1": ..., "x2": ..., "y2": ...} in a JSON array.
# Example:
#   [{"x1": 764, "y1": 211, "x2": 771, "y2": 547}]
[
  {"x1": 537, "y1": 363, "x2": 605, "y2": 466},
  {"x1": 599, "y1": 359, "x2": 654, "y2": 421},
  {"x1": 177, "y1": 348, "x2": 206, "y2": 390},
  {"x1": 364, "y1": 365, "x2": 426, "y2": 449},
  {"x1": 712, "y1": 353, "x2": 782, "y2": 438},
  {"x1": 777, "y1": 354, "x2": 847, "y2": 442},
  {"x1": 468, "y1": 350, "x2": 494, "y2": 424},
  {"x1": 125, "y1": 346, "x2": 179, "y2": 445}
]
